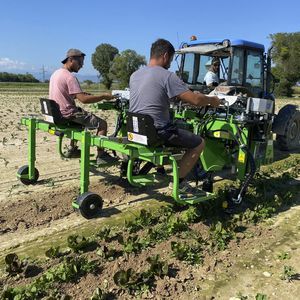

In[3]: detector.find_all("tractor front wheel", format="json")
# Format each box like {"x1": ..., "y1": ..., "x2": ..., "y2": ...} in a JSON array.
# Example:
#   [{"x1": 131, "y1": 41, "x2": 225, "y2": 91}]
[
  {"x1": 17, "y1": 165, "x2": 39, "y2": 185},
  {"x1": 76, "y1": 192, "x2": 103, "y2": 219}
]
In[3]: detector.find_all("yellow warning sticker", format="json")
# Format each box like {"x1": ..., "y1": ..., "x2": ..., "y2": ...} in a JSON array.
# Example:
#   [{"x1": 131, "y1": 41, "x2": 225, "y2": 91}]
[
  {"x1": 213, "y1": 131, "x2": 230, "y2": 139},
  {"x1": 128, "y1": 132, "x2": 133, "y2": 141},
  {"x1": 238, "y1": 152, "x2": 246, "y2": 163}
]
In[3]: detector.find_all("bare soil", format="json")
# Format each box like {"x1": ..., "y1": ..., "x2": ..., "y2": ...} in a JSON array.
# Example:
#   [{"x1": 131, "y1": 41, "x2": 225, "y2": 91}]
[{"x1": 0, "y1": 90, "x2": 299, "y2": 299}]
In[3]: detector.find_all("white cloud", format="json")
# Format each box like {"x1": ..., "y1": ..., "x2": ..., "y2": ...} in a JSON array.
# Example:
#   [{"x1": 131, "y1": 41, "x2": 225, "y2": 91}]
[{"x1": 0, "y1": 57, "x2": 27, "y2": 70}]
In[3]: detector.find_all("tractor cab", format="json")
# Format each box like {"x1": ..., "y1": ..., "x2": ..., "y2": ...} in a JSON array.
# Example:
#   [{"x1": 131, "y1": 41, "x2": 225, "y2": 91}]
[{"x1": 176, "y1": 38, "x2": 269, "y2": 98}]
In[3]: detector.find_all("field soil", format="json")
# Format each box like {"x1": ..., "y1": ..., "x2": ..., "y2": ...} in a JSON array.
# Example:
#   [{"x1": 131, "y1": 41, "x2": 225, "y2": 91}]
[{"x1": 0, "y1": 88, "x2": 299, "y2": 299}]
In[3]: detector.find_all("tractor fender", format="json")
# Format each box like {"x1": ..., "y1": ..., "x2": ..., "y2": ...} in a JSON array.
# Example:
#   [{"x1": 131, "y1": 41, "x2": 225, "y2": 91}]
[{"x1": 272, "y1": 104, "x2": 299, "y2": 135}]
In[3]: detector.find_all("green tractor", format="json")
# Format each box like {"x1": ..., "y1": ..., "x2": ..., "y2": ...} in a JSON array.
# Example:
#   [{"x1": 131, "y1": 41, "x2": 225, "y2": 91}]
[
  {"x1": 171, "y1": 37, "x2": 300, "y2": 203},
  {"x1": 176, "y1": 38, "x2": 300, "y2": 151}
]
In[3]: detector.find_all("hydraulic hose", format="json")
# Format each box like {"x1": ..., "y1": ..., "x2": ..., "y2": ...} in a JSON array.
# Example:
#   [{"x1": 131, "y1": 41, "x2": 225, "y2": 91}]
[{"x1": 233, "y1": 126, "x2": 257, "y2": 204}]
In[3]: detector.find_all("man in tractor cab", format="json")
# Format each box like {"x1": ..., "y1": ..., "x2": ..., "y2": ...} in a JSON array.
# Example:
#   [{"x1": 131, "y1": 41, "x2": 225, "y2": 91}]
[
  {"x1": 129, "y1": 39, "x2": 221, "y2": 191},
  {"x1": 49, "y1": 49, "x2": 117, "y2": 164},
  {"x1": 204, "y1": 57, "x2": 220, "y2": 87}
]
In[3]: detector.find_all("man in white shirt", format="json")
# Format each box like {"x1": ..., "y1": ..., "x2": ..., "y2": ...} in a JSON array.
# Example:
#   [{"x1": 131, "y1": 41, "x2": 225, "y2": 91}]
[{"x1": 204, "y1": 57, "x2": 220, "y2": 87}]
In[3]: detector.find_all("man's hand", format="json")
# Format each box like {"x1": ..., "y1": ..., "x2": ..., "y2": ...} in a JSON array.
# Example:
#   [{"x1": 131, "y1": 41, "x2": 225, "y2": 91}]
[
  {"x1": 101, "y1": 93, "x2": 115, "y2": 101},
  {"x1": 207, "y1": 95, "x2": 221, "y2": 107}
]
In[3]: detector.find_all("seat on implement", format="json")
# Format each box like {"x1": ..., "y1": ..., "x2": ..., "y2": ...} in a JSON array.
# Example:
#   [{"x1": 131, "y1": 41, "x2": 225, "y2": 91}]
[
  {"x1": 126, "y1": 112, "x2": 162, "y2": 147},
  {"x1": 40, "y1": 98, "x2": 83, "y2": 129}
]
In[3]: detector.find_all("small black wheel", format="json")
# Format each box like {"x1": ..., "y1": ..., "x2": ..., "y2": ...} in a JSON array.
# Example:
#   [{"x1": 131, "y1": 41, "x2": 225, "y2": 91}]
[
  {"x1": 76, "y1": 192, "x2": 103, "y2": 219},
  {"x1": 17, "y1": 165, "x2": 39, "y2": 185}
]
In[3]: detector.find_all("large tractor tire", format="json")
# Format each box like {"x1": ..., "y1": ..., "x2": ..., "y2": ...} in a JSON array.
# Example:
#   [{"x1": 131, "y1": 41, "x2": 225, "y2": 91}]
[{"x1": 275, "y1": 105, "x2": 300, "y2": 151}]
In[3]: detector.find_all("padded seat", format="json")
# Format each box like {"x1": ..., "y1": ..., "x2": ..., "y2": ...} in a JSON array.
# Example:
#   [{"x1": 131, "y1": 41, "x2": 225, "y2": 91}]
[
  {"x1": 40, "y1": 98, "x2": 83, "y2": 129},
  {"x1": 126, "y1": 112, "x2": 162, "y2": 147}
]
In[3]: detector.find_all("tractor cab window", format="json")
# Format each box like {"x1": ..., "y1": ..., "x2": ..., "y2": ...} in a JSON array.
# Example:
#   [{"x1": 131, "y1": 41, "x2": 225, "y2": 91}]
[
  {"x1": 181, "y1": 53, "x2": 195, "y2": 84},
  {"x1": 197, "y1": 56, "x2": 229, "y2": 84},
  {"x1": 197, "y1": 56, "x2": 211, "y2": 83},
  {"x1": 245, "y1": 50, "x2": 263, "y2": 88},
  {"x1": 231, "y1": 48, "x2": 244, "y2": 85}
]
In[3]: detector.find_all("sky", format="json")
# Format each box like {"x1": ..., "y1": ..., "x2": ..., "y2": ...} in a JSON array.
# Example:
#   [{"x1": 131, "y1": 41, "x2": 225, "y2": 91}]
[{"x1": 0, "y1": 0, "x2": 299, "y2": 81}]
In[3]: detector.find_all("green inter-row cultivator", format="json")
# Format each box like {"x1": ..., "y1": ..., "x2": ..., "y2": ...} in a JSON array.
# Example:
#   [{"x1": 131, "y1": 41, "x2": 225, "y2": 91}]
[{"x1": 17, "y1": 38, "x2": 300, "y2": 218}]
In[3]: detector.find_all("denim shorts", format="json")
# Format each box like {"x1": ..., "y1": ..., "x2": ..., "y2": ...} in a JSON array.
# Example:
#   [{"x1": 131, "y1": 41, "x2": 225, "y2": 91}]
[
  {"x1": 68, "y1": 108, "x2": 106, "y2": 130},
  {"x1": 156, "y1": 123, "x2": 203, "y2": 149}
]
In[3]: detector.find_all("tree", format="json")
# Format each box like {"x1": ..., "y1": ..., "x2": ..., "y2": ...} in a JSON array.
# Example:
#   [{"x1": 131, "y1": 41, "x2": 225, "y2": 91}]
[
  {"x1": 83, "y1": 79, "x2": 93, "y2": 87},
  {"x1": 110, "y1": 50, "x2": 146, "y2": 89},
  {"x1": 269, "y1": 32, "x2": 300, "y2": 96},
  {"x1": 91, "y1": 43, "x2": 119, "y2": 89}
]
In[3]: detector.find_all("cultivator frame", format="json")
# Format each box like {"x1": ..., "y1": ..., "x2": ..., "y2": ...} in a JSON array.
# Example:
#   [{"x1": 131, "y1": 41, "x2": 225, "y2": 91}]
[{"x1": 17, "y1": 113, "x2": 216, "y2": 218}]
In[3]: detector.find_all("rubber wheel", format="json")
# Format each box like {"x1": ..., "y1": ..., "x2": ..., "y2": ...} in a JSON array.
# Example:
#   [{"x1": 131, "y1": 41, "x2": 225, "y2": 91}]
[
  {"x1": 276, "y1": 106, "x2": 300, "y2": 151},
  {"x1": 76, "y1": 192, "x2": 103, "y2": 219},
  {"x1": 17, "y1": 165, "x2": 39, "y2": 185}
]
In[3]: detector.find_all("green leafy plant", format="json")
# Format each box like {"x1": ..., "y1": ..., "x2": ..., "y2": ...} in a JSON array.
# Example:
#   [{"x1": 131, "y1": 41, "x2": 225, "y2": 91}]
[
  {"x1": 171, "y1": 241, "x2": 203, "y2": 265},
  {"x1": 90, "y1": 287, "x2": 107, "y2": 300},
  {"x1": 96, "y1": 227, "x2": 112, "y2": 242},
  {"x1": 113, "y1": 255, "x2": 168, "y2": 294},
  {"x1": 96, "y1": 245, "x2": 121, "y2": 261},
  {"x1": 45, "y1": 246, "x2": 62, "y2": 258},
  {"x1": 209, "y1": 221, "x2": 234, "y2": 251},
  {"x1": 144, "y1": 254, "x2": 169, "y2": 278},
  {"x1": 256, "y1": 293, "x2": 268, "y2": 300},
  {"x1": 5, "y1": 253, "x2": 26, "y2": 276},
  {"x1": 1, "y1": 257, "x2": 97, "y2": 299},
  {"x1": 125, "y1": 209, "x2": 159, "y2": 233},
  {"x1": 119, "y1": 235, "x2": 141, "y2": 254},
  {"x1": 67, "y1": 235, "x2": 96, "y2": 253},
  {"x1": 180, "y1": 206, "x2": 201, "y2": 223},
  {"x1": 277, "y1": 252, "x2": 291, "y2": 261},
  {"x1": 280, "y1": 265, "x2": 298, "y2": 282}
]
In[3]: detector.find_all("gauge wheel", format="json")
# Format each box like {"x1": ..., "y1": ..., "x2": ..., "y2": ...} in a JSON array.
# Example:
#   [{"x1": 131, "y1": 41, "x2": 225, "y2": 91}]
[
  {"x1": 17, "y1": 165, "x2": 39, "y2": 185},
  {"x1": 76, "y1": 192, "x2": 103, "y2": 219}
]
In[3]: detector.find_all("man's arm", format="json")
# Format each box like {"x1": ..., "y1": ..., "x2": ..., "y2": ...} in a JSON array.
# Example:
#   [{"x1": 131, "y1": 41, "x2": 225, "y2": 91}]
[
  {"x1": 75, "y1": 92, "x2": 115, "y2": 104},
  {"x1": 178, "y1": 90, "x2": 221, "y2": 107}
]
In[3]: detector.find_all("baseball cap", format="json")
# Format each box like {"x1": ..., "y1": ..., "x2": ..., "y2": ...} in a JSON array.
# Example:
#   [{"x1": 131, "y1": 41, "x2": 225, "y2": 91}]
[{"x1": 61, "y1": 49, "x2": 86, "y2": 64}]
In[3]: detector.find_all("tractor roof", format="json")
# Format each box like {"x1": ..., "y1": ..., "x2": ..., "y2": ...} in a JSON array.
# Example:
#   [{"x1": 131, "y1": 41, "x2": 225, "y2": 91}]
[{"x1": 178, "y1": 39, "x2": 265, "y2": 53}]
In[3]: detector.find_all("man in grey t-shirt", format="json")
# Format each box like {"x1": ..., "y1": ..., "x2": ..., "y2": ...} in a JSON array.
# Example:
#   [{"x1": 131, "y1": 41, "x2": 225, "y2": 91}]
[{"x1": 129, "y1": 39, "x2": 221, "y2": 187}]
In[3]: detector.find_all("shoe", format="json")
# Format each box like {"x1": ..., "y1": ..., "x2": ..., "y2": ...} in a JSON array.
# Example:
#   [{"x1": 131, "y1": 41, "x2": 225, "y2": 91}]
[
  {"x1": 168, "y1": 179, "x2": 193, "y2": 193},
  {"x1": 96, "y1": 152, "x2": 118, "y2": 164},
  {"x1": 64, "y1": 146, "x2": 81, "y2": 158},
  {"x1": 156, "y1": 166, "x2": 166, "y2": 175}
]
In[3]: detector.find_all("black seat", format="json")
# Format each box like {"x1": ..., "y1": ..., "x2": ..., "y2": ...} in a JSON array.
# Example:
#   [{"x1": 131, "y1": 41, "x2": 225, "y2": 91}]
[
  {"x1": 40, "y1": 98, "x2": 83, "y2": 129},
  {"x1": 126, "y1": 112, "x2": 161, "y2": 147}
]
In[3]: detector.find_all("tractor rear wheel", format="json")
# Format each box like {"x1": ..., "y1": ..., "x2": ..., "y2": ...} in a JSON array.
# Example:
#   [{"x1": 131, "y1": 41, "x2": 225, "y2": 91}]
[{"x1": 276, "y1": 106, "x2": 300, "y2": 151}]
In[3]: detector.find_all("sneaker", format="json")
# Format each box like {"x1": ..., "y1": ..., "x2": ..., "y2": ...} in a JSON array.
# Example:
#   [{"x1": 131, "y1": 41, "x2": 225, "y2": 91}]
[
  {"x1": 63, "y1": 146, "x2": 81, "y2": 158},
  {"x1": 168, "y1": 179, "x2": 193, "y2": 193},
  {"x1": 156, "y1": 166, "x2": 166, "y2": 175},
  {"x1": 96, "y1": 152, "x2": 118, "y2": 164}
]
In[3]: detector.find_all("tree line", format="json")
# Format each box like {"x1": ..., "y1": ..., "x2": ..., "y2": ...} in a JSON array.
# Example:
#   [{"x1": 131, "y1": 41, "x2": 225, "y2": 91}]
[{"x1": 0, "y1": 72, "x2": 39, "y2": 83}]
